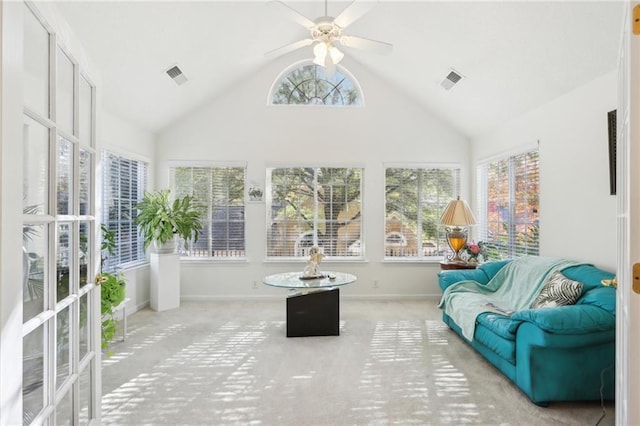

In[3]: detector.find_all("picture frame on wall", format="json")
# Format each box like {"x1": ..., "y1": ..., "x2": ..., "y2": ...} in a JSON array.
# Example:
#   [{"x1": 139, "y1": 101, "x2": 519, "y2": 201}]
[
  {"x1": 247, "y1": 182, "x2": 264, "y2": 203},
  {"x1": 607, "y1": 109, "x2": 616, "y2": 196}
]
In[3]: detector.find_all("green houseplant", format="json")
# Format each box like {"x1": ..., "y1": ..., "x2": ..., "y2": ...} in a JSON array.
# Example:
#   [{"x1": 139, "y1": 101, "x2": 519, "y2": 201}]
[
  {"x1": 134, "y1": 189, "x2": 202, "y2": 253},
  {"x1": 98, "y1": 224, "x2": 126, "y2": 355}
]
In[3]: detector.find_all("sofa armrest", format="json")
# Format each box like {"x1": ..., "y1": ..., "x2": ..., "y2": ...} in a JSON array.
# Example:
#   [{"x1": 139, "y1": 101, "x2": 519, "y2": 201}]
[
  {"x1": 511, "y1": 305, "x2": 615, "y2": 335},
  {"x1": 438, "y1": 269, "x2": 489, "y2": 292}
]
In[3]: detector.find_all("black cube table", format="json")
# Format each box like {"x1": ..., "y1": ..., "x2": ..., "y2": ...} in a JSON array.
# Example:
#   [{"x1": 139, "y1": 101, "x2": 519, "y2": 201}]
[{"x1": 263, "y1": 271, "x2": 357, "y2": 337}]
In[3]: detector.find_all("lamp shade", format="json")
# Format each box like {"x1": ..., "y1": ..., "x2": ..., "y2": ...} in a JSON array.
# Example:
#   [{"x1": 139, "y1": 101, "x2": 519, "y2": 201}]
[
  {"x1": 440, "y1": 196, "x2": 477, "y2": 226},
  {"x1": 313, "y1": 42, "x2": 328, "y2": 66},
  {"x1": 329, "y1": 46, "x2": 344, "y2": 64}
]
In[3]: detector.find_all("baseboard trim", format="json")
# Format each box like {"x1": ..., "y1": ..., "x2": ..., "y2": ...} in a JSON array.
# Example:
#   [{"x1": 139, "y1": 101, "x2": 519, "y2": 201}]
[{"x1": 180, "y1": 294, "x2": 441, "y2": 302}]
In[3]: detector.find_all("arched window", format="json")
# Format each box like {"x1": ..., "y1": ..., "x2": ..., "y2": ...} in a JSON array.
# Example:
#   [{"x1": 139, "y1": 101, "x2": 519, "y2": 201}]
[{"x1": 269, "y1": 61, "x2": 362, "y2": 106}]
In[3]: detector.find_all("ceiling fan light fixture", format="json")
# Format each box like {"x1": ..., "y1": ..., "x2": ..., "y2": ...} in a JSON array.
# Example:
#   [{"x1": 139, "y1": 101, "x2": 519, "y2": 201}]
[
  {"x1": 269, "y1": 1, "x2": 392, "y2": 66},
  {"x1": 329, "y1": 45, "x2": 344, "y2": 64},
  {"x1": 313, "y1": 42, "x2": 328, "y2": 66},
  {"x1": 312, "y1": 42, "x2": 343, "y2": 70}
]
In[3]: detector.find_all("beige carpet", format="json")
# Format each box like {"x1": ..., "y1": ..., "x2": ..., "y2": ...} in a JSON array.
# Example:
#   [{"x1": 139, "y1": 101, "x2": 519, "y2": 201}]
[{"x1": 101, "y1": 299, "x2": 613, "y2": 425}]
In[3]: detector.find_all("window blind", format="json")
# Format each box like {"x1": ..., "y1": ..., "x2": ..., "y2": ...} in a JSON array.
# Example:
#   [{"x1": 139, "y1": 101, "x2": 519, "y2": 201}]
[
  {"x1": 171, "y1": 165, "x2": 245, "y2": 258},
  {"x1": 267, "y1": 167, "x2": 363, "y2": 259},
  {"x1": 384, "y1": 166, "x2": 460, "y2": 259},
  {"x1": 102, "y1": 151, "x2": 148, "y2": 270},
  {"x1": 477, "y1": 150, "x2": 539, "y2": 259}
]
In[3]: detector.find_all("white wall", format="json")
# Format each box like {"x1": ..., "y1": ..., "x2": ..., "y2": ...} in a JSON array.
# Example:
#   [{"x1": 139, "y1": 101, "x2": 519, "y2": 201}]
[
  {"x1": 157, "y1": 52, "x2": 470, "y2": 299},
  {"x1": 99, "y1": 110, "x2": 156, "y2": 311},
  {"x1": 472, "y1": 71, "x2": 617, "y2": 272},
  {"x1": 101, "y1": 110, "x2": 156, "y2": 170}
]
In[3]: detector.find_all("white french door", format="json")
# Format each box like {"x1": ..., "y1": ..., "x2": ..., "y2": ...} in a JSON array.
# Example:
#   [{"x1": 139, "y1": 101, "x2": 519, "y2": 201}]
[
  {"x1": 617, "y1": 2, "x2": 640, "y2": 425},
  {"x1": 21, "y1": 2, "x2": 101, "y2": 424}
]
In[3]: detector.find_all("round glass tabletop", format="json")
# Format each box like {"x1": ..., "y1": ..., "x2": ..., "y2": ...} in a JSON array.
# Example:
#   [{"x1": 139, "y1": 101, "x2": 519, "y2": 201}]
[{"x1": 263, "y1": 271, "x2": 357, "y2": 289}]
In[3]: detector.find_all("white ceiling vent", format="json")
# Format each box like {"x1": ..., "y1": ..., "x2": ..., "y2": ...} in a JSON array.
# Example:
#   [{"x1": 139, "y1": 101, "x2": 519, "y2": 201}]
[
  {"x1": 440, "y1": 69, "x2": 464, "y2": 90},
  {"x1": 165, "y1": 65, "x2": 188, "y2": 86}
]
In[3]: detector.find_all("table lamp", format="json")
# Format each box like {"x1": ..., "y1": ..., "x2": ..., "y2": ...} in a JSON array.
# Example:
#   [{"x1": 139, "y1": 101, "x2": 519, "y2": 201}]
[{"x1": 440, "y1": 196, "x2": 477, "y2": 262}]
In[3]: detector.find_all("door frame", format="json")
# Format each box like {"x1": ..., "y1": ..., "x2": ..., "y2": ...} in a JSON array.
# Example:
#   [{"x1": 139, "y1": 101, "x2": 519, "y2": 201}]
[{"x1": 617, "y1": 2, "x2": 640, "y2": 425}]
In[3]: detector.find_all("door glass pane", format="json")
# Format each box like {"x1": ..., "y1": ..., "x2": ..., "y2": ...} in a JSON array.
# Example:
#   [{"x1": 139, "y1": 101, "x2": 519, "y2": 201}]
[
  {"x1": 57, "y1": 223, "x2": 71, "y2": 302},
  {"x1": 56, "y1": 306, "x2": 71, "y2": 390},
  {"x1": 79, "y1": 76, "x2": 92, "y2": 144},
  {"x1": 23, "y1": 4, "x2": 50, "y2": 117},
  {"x1": 79, "y1": 222, "x2": 90, "y2": 288},
  {"x1": 57, "y1": 137, "x2": 73, "y2": 216},
  {"x1": 23, "y1": 326, "x2": 44, "y2": 424},
  {"x1": 55, "y1": 388, "x2": 72, "y2": 425},
  {"x1": 78, "y1": 366, "x2": 92, "y2": 425},
  {"x1": 56, "y1": 48, "x2": 74, "y2": 135},
  {"x1": 23, "y1": 119, "x2": 49, "y2": 214},
  {"x1": 79, "y1": 149, "x2": 92, "y2": 216},
  {"x1": 23, "y1": 224, "x2": 47, "y2": 323},
  {"x1": 79, "y1": 293, "x2": 90, "y2": 360}
]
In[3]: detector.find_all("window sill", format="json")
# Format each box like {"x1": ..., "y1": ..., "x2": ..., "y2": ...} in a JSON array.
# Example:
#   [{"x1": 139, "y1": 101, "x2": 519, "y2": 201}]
[
  {"x1": 113, "y1": 261, "x2": 149, "y2": 273},
  {"x1": 382, "y1": 258, "x2": 445, "y2": 265},
  {"x1": 263, "y1": 258, "x2": 369, "y2": 264},
  {"x1": 180, "y1": 257, "x2": 248, "y2": 265}
]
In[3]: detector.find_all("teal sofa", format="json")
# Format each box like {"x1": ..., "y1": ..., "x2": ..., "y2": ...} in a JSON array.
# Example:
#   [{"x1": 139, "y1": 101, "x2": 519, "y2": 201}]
[{"x1": 438, "y1": 259, "x2": 616, "y2": 406}]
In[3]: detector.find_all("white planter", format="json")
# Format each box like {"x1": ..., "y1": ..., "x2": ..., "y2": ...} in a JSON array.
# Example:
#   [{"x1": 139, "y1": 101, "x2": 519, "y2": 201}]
[
  {"x1": 150, "y1": 253, "x2": 180, "y2": 311},
  {"x1": 153, "y1": 236, "x2": 176, "y2": 254}
]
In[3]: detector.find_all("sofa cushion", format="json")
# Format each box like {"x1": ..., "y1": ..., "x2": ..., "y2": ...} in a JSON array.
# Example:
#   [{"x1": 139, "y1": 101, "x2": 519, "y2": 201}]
[
  {"x1": 562, "y1": 264, "x2": 615, "y2": 292},
  {"x1": 438, "y1": 268, "x2": 491, "y2": 291},
  {"x1": 512, "y1": 305, "x2": 615, "y2": 334},
  {"x1": 577, "y1": 286, "x2": 616, "y2": 314},
  {"x1": 474, "y1": 321, "x2": 516, "y2": 364},
  {"x1": 475, "y1": 312, "x2": 522, "y2": 340},
  {"x1": 531, "y1": 271, "x2": 583, "y2": 309}
]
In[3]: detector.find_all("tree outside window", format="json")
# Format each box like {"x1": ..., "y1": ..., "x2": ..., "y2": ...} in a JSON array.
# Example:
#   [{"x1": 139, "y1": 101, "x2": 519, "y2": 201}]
[
  {"x1": 477, "y1": 150, "x2": 539, "y2": 259},
  {"x1": 271, "y1": 63, "x2": 361, "y2": 106},
  {"x1": 267, "y1": 167, "x2": 362, "y2": 259},
  {"x1": 385, "y1": 167, "x2": 460, "y2": 259}
]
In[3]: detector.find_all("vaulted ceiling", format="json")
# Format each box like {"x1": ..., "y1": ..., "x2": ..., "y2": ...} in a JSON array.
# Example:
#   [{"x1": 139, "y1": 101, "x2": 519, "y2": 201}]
[{"x1": 55, "y1": 1, "x2": 624, "y2": 138}]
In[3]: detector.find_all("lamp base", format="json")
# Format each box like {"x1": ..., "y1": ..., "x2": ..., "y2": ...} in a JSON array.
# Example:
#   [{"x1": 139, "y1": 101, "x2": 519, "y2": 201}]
[{"x1": 446, "y1": 227, "x2": 468, "y2": 262}]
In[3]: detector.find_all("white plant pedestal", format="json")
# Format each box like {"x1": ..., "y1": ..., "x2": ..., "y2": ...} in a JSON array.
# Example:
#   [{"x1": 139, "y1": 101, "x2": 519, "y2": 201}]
[{"x1": 150, "y1": 253, "x2": 180, "y2": 311}]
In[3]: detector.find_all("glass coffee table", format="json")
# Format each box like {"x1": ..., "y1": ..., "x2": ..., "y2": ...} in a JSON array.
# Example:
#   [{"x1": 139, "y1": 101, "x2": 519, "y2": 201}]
[{"x1": 263, "y1": 271, "x2": 357, "y2": 337}]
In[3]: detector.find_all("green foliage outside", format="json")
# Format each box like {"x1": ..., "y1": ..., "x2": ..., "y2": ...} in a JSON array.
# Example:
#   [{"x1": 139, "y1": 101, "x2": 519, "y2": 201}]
[
  {"x1": 271, "y1": 167, "x2": 361, "y2": 256},
  {"x1": 272, "y1": 64, "x2": 360, "y2": 106},
  {"x1": 385, "y1": 168, "x2": 458, "y2": 249}
]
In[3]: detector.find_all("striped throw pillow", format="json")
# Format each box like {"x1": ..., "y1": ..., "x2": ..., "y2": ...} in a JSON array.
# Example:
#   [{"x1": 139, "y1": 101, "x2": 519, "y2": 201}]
[{"x1": 531, "y1": 271, "x2": 583, "y2": 309}]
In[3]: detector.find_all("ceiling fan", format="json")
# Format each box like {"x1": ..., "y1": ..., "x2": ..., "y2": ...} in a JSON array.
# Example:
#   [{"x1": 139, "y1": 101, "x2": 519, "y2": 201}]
[{"x1": 266, "y1": 0, "x2": 392, "y2": 76}]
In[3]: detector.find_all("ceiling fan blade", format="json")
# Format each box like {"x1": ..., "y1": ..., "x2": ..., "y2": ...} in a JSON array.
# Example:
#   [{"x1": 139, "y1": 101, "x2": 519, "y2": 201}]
[
  {"x1": 265, "y1": 38, "x2": 314, "y2": 59},
  {"x1": 333, "y1": 0, "x2": 377, "y2": 29},
  {"x1": 269, "y1": 1, "x2": 316, "y2": 29},
  {"x1": 339, "y1": 35, "x2": 392, "y2": 55}
]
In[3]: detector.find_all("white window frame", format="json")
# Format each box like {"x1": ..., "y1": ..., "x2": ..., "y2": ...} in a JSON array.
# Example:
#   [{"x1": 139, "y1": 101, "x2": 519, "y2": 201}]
[
  {"x1": 169, "y1": 161, "x2": 247, "y2": 261},
  {"x1": 476, "y1": 147, "x2": 540, "y2": 259},
  {"x1": 384, "y1": 163, "x2": 461, "y2": 262},
  {"x1": 101, "y1": 150, "x2": 149, "y2": 271},
  {"x1": 266, "y1": 165, "x2": 365, "y2": 261},
  {"x1": 267, "y1": 59, "x2": 364, "y2": 107}
]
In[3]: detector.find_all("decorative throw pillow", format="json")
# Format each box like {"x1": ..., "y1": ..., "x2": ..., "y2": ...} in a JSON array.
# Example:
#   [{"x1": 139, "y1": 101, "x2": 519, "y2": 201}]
[{"x1": 531, "y1": 271, "x2": 583, "y2": 309}]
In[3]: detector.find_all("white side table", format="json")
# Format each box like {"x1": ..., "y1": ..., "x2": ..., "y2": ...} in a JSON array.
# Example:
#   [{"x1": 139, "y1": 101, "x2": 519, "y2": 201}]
[{"x1": 150, "y1": 253, "x2": 180, "y2": 311}]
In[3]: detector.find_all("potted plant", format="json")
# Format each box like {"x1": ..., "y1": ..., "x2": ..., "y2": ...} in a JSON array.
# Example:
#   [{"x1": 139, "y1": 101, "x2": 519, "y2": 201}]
[
  {"x1": 97, "y1": 224, "x2": 126, "y2": 355},
  {"x1": 134, "y1": 189, "x2": 202, "y2": 253}
]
